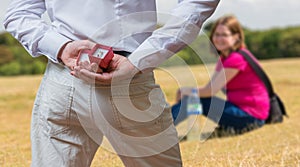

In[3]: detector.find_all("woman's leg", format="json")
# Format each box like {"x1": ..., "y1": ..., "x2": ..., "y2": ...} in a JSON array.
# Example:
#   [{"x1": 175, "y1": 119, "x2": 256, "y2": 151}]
[
  {"x1": 201, "y1": 97, "x2": 265, "y2": 133},
  {"x1": 172, "y1": 96, "x2": 264, "y2": 133}
]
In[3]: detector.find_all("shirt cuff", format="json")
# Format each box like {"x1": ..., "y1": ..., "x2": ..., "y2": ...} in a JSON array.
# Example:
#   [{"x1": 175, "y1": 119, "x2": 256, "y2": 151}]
[
  {"x1": 128, "y1": 15, "x2": 201, "y2": 72},
  {"x1": 128, "y1": 40, "x2": 166, "y2": 72},
  {"x1": 38, "y1": 30, "x2": 71, "y2": 63}
]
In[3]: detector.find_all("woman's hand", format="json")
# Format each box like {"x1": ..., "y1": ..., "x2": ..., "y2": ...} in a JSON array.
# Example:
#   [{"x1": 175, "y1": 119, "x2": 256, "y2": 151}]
[{"x1": 175, "y1": 87, "x2": 195, "y2": 103}]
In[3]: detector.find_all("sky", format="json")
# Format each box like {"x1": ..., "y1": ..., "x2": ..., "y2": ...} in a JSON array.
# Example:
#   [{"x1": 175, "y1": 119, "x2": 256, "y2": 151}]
[
  {"x1": 155, "y1": 0, "x2": 300, "y2": 30},
  {"x1": 1, "y1": 0, "x2": 300, "y2": 32}
]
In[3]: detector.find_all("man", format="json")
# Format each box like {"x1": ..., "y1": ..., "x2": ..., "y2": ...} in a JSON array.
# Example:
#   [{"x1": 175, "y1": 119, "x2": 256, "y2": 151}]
[{"x1": 4, "y1": 0, "x2": 219, "y2": 166}]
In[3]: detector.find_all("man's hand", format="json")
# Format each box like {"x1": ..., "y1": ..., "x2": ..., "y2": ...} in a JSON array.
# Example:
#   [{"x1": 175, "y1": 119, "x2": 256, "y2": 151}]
[
  {"x1": 71, "y1": 54, "x2": 140, "y2": 85},
  {"x1": 58, "y1": 40, "x2": 96, "y2": 70}
]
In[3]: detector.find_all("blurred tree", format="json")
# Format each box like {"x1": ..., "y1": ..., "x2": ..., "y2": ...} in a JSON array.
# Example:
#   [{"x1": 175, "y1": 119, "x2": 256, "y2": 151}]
[
  {"x1": 279, "y1": 27, "x2": 300, "y2": 57},
  {"x1": 1, "y1": 25, "x2": 300, "y2": 75},
  {"x1": 0, "y1": 61, "x2": 21, "y2": 76},
  {"x1": 0, "y1": 45, "x2": 14, "y2": 65}
]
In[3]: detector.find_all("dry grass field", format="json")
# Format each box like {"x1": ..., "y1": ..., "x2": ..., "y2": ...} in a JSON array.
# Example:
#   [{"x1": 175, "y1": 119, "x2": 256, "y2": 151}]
[{"x1": 0, "y1": 58, "x2": 300, "y2": 167}]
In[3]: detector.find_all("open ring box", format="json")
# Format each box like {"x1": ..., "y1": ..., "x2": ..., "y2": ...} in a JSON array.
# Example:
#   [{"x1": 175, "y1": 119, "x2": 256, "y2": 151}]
[{"x1": 76, "y1": 44, "x2": 114, "y2": 71}]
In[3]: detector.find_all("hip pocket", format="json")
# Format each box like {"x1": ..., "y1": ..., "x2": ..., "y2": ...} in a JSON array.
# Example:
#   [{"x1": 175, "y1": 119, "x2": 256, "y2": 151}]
[
  {"x1": 109, "y1": 86, "x2": 168, "y2": 137},
  {"x1": 39, "y1": 78, "x2": 74, "y2": 135}
]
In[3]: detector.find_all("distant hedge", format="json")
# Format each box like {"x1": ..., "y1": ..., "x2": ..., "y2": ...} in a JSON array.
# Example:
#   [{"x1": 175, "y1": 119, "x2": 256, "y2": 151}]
[
  {"x1": 1, "y1": 25, "x2": 300, "y2": 75},
  {"x1": 245, "y1": 27, "x2": 300, "y2": 59},
  {"x1": 0, "y1": 32, "x2": 47, "y2": 76},
  {"x1": 162, "y1": 25, "x2": 300, "y2": 67}
]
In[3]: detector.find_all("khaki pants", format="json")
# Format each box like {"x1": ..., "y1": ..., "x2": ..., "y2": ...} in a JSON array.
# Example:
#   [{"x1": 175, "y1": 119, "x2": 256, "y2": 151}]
[{"x1": 31, "y1": 61, "x2": 182, "y2": 167}]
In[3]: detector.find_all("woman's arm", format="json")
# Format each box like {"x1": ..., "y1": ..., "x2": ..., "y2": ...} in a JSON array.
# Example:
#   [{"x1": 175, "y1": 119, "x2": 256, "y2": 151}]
[
  {"x1": 199, "y1": 68, "x2": 239, "y2": 97},
  {"x1": 176, "y1": 67, "x2": 239, "y2": 102}
]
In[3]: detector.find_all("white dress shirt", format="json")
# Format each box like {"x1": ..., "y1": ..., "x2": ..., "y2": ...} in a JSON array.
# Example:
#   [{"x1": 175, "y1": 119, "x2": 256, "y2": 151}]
[{"x1": 4, "y1": 0, "x2": 219, "y2": 71}]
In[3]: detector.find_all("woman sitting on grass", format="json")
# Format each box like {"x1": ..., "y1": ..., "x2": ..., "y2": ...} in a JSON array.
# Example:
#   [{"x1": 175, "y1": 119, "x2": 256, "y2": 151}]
[{"x1": 172, "y1": 15, "x2": 269, "y2": 136}]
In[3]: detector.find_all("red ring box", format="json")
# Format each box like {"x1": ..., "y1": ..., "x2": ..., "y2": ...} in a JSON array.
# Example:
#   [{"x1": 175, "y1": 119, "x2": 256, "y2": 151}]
[{"x1": 77, "y1": 44, "x2": 114, "y2": 70}]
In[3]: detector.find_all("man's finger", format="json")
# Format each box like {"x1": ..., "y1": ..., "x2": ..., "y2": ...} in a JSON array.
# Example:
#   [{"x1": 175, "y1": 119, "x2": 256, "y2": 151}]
[
  {"x1": 79, "y1": 69, "x2": 112, "y2": 84},
  {"x1": 65, "y1": 59, "x2": 77, "y2": 70},
  {"x1": 71, "y1": 67, "x2": 95, "y2": 83}
]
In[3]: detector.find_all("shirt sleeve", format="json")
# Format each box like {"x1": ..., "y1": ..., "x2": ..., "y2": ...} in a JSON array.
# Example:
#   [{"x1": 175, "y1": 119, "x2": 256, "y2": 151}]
[
  {"x1": 128, "y1": 0, "x2": 220, "y2": 71},
  {"x1": 222, "y1": 52, "x2": 247, "y2": 71},
  {"x1": 3, "y1": 0, "x2": 71, "y2": 63}
]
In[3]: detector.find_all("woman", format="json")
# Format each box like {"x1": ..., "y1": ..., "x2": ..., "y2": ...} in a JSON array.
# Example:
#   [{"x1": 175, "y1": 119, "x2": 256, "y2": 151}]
[{"x1": 172, "y1": 15, "x2": 269, "y2": 135}]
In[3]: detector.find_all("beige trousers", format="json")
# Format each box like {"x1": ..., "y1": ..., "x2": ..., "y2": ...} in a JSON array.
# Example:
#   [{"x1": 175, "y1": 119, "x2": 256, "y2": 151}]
[{"x1": 30, "y1": 61, "x2": 182, "y2": 167}]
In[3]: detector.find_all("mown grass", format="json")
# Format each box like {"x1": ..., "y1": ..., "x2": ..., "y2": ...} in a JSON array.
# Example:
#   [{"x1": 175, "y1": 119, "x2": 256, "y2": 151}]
[{"x1": 0, "y1": 58, "x2": 300, "y2": 167}]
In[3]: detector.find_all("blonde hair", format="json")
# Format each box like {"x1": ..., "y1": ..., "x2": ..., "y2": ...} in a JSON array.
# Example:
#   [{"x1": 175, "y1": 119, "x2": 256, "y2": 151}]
[{"x1": 209, "y1": 15, "x2": 246, "y2": 53}]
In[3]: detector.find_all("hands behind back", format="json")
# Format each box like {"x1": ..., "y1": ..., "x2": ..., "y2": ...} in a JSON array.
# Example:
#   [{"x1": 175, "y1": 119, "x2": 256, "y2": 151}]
[
  {"x1": 58, "y1": 40, "x2": 96, "y2": 70},
  {"x1": 58, "y1": 40, "x2": 140, "y2": 85},
  {"x1": 71, "y1": 53, "x2": 140, "y2": 85}
]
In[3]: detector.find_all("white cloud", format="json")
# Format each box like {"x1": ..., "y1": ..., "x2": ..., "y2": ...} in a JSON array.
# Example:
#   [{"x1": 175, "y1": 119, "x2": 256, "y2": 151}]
[{"x1": 207, "y1": 0, "x2": 300, "y2": 30}]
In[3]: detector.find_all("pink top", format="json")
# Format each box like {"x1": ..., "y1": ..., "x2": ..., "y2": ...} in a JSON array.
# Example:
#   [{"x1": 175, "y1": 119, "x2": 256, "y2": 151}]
[{"x1": 215, "y1": 49, "x2": 270, "y2": 120}]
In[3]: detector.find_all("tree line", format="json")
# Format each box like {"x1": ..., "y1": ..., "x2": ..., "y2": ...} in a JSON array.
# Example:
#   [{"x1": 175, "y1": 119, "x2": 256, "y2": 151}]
[
  {"x1": 0, "y1": 25, "x2": 300, "y2": 75},
  {"x1": 0, "y1": 32, "x2": 47, "y2": 76},
  {"x1": 162, "y1": 25, "x2": 300, "y2": 67}
]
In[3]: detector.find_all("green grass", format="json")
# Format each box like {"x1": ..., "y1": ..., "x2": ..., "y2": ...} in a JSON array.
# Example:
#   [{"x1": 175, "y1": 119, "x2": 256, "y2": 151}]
[{"x1": 1, "y1": 58, "x2": 300, "y2": 166}]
